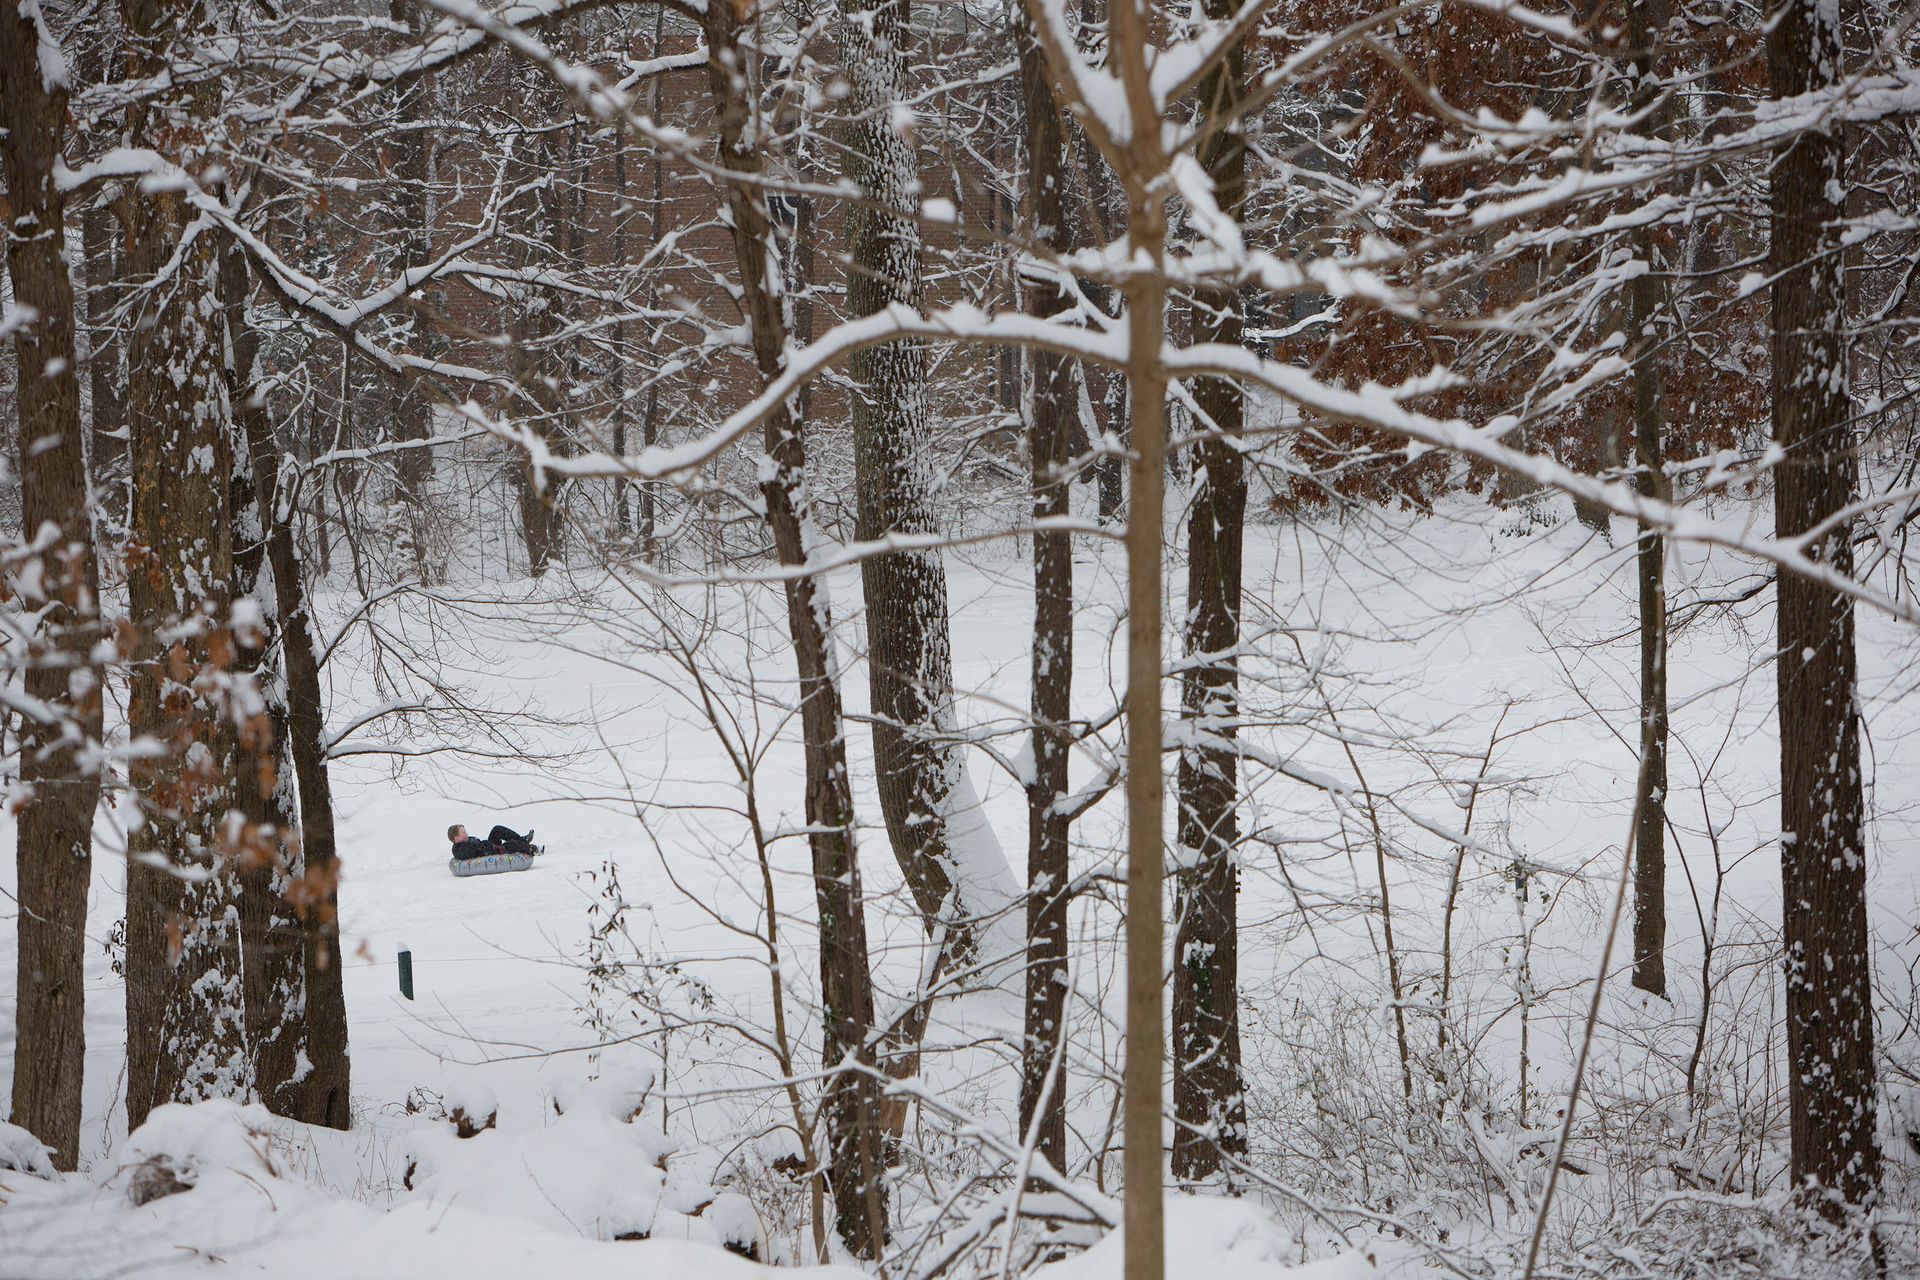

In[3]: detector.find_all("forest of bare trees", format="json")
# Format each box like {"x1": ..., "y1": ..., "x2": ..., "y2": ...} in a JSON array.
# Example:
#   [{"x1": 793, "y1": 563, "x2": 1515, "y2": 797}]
[{"x1": 3, "y1": 0, "x2": 1920, "y2": 1275}]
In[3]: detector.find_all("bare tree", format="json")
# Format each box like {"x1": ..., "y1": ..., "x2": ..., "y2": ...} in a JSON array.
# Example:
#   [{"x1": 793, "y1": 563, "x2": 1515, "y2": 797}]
[{"x1": 699, "y1": 0, "x2": 889, "y2": 1252}]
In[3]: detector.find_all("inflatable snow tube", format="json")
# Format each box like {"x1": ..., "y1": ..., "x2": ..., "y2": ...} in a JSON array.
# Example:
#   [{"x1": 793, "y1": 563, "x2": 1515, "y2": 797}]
[{"x1": 449, "y1": 852, "x2": 535, "y2": 877}]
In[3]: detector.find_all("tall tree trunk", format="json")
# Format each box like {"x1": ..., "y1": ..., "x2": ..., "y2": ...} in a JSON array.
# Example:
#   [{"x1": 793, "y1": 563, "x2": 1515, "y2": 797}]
[
  {"x1": 1013, "y1": 4, "x2": 1077, "y2": 1174},
  {"x1": 220, "y1": 240, "x2": 311, "y2": 1115},
  {"x1": 1768, "y1": 0, "x2": 1880, "y2": 1211},
  {"x1": 1107, "y1": 0, "x2": 1171, "y2": 1269},
  {"x1": 1171, "y1": 5, "x2": 1249, "y2": 1180},
  {"x1": 701, "y1": 3, "x2": 887, "y2": 1254},
  {"x1": 1, "y1": 7, "x2": 107, "y2": 1171},
  {"x1": 837, "y1": 0, "x2": 1015, "y2": 965},
  {"x1": 1627, "y1": 0, "x2": 1669, "y2": 998},
  {"x1": 120, "y1": 0, "x2": 249, "y2": 1130}
]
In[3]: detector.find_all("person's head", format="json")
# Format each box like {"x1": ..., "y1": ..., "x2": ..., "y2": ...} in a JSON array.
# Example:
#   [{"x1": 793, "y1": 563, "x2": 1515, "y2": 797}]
[{"x1": 447, "y1": 824, "x2": 467, "y2": 843}]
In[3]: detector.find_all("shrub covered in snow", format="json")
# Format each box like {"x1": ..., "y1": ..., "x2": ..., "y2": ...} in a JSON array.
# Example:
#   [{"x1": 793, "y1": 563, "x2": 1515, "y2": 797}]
[
  {"x1": 106, "y1": 1101, "x2": 282, "y2": 1206},
  {"x1": 0, "y1": 1122, "x2": 57, "y2": 1180}
]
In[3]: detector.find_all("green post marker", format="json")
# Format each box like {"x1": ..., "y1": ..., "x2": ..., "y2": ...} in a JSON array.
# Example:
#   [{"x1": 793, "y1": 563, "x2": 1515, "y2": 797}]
[{"x1": 398, "y1": 947, "x2": 414, "y2": 1001}]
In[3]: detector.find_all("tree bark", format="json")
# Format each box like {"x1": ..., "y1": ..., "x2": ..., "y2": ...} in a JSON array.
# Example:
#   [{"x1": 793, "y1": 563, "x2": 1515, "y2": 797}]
[
  {"x1": 1171, "y1": 5, "x2": 1249, "y2": 1180},
  {"x1": 1, "y1": 8, "x2": 107, "y2": 1170},
  {"x1": 837, "y1": 0, "x2": 1013, "y2": 964},
  {"x1": 1768, "y1": 0, "x2": 1881, "y2": 1210},
  {"x1": 121, "y1": 0, "x2": 250, "y2": 1129},
  {"x1": 702, "y1": 2, "x2": 887, "y2": 1254},
  {"x1": 1012, "y1": 3, "x2": 1078, "y2": 1174}
]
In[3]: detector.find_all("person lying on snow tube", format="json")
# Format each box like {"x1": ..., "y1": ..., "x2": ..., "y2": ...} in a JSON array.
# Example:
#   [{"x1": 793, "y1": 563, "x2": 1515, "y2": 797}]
[{"x1": 448, "y1": 823, "x2": 543, "y2": 860}]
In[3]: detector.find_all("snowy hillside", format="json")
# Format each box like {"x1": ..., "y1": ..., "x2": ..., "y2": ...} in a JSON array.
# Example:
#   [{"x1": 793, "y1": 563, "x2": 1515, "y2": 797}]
[{"x1": 4, "y1": 499, "x2": 1916, "y2": 1275}]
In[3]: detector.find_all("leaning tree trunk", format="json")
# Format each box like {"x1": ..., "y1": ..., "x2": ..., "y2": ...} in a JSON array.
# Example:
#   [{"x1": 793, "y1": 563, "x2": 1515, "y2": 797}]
[
  {"x1": 121, "y1": 0, "x2": 249, "y2": 1129},
  {"x1": 1, "y1": 10, "x2": 107, "y2": 1170},
  {"x1": 837, "y1": 0, "x2": 1016, "y2": 968},
  {"x1": 701, "y1": 1, "x2": 888, "y2": 1254},
  {"x1": 219, "y1": 240, "x2": 311, "y2": 1115},
  {"x1": 1768, "y1": 0, "x2": 1881, "y2": 1210},
  {"x1": 1171, "y1": 0, "x2": 1250, "y2": 1181},
  {"x1": 1011, "y1": 1, "x2": 1080, "y2": 1174},
  {"x1": 221, "y1": 292, "x2": 354, "y2": 1132},
  {"x1": 1626, "y1": 0, "x2": 1670, "y2": 999},
  {"x1": 255, "y1": 412, "x2": 354, "y2": 1131}
]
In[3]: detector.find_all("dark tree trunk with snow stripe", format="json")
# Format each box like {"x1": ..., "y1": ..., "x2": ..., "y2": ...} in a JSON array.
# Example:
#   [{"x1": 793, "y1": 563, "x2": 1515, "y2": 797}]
[
  {"x1": 1768, "y1": 0, "x2": 1881, "y2": 1211},
  {"x1": 1171, "y1": 1, "x2": 1250, "y2": 1182}
]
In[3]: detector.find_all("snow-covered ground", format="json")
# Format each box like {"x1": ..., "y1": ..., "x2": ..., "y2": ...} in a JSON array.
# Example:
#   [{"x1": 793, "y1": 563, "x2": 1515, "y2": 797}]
[{"x1": 3, "y1": 495, "x2": 1918, "y2": 1276}]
